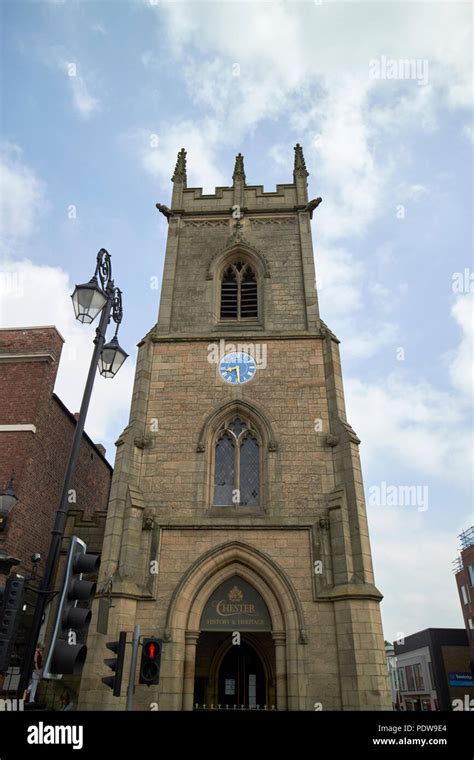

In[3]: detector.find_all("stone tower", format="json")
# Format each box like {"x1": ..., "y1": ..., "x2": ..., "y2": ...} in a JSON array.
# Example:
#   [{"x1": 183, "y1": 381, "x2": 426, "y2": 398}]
[{"x1": 79, "y1": 146, "x2": 391, "y2": 711}]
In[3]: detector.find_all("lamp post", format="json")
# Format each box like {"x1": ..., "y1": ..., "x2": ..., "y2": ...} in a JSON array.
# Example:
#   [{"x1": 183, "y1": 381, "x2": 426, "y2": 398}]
[{"x1": 17, "y1": 249, "x2": 127, "y2": 697}]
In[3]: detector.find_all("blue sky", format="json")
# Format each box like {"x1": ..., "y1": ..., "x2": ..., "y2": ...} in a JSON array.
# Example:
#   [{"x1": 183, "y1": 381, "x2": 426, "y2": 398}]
[{"x1": 1, "y1": 0, "x2": 473, "y2": 646}]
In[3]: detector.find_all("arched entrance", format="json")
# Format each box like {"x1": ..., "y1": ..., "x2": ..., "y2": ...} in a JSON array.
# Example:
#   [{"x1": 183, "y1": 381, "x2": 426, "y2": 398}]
[
  {"x1": 218, "y1": 640, "x2": 265, "y2": 707},
  {"x1": 163, "y1": 541, "x2": 308, "y2": 711},
  {"x1": 193, "y1": 576, "x2": 275, "y2": 709},
  {"x1": 194, "y1": 632, "x2": 276, "y2": 709}
]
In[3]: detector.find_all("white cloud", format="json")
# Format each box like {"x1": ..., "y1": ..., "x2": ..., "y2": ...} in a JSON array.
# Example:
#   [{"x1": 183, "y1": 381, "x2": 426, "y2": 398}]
[
  {"x1": 0, "y1": 143, "x2": 46, "y2": 254},
  {"x1": 155, "y1": 1, "x2": 472, "y2": 125},
  {"x1": 91, "y1": 23, "x2": 107, "y2": 35},
  {"x1": 126, "y1": 120, "x2": 226, "y2": 193},
  {"x1": 449, "y1": 295, "x2": 474, "y2": 400},
  {"x1": 397, "y1": 182, "x2": 429, "y2": 202},
  {"x1": 306, "y1": 78, "x2": 389, "y2": 243},
  {"x1": 0, "y1": 259, "x2": 135, "y2": 454},
  {"x1": 0, "y1": 148, "x2": 132, "y2": 454},
  {"x1": 267, "y1": 143, "x2": 290, "y2": 171},
  {"x1": 146, "y1": 0, "x2": 472, "y2": 245},
  {"x1": 371, "y1": 510, "x2": 465, "y2": 639},
  {"x1": 157, "y1": 0, "x2": 472, "y2": 99},
  {"x1": 41, "y1": 49, "x2": 101, "y2": 120},
  {"x1": 67, "y1": 70, "x2": 100, "y2": 120},
  {"x1": 140, "y1": 50, "x2": 154, "y2": 69},
  {"x1": 463, "y1": 124, "x2": 474, "y2": 143},
  {"x1": 343, "y1": 322, "x2": 398, "y2": 360},
  {"x1": 344, "y1": 294, "x2": 473, "y2": 635},
  {"x1": 316, "y1": 245, "x2": 364, "y2": 319},
  {"x1": 346, "y1": 371, "x2": 472, "y2": 486}
]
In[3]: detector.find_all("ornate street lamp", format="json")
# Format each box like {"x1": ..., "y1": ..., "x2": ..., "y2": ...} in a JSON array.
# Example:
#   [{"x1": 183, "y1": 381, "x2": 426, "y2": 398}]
[
  {"x1": 18, "y1": 248, "x2": 128, "y2": 696},
  {"x1": 0, "y1": 472, "x2": 18, "y2": 533},
  {"x1": 71, "y1": 275, "x2": 107, "y2": 324},
  {"x1": 97, "y1": 284, "x2": 128, "y2": 378},
  {"x1": 99, "y1": 335, "x2": 129, "y2": 378}
]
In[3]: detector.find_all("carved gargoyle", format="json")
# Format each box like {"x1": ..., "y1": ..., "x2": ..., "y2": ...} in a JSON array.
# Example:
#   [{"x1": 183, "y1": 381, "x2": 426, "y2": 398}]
[
  {"x1": 304, "y1": 197, "x2": 322, "y2": 218},
  {"x1": 142, "y1": 512, "x2": 155, "y2": 531},
  {"x1": 156, "y1": 203, "x2": 175, "y2": 221}
]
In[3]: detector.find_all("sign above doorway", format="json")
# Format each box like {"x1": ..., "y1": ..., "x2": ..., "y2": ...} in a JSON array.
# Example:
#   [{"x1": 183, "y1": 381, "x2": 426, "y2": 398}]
[{"x1": 200, "y1": 576, "x2": 272, "y2": 631}]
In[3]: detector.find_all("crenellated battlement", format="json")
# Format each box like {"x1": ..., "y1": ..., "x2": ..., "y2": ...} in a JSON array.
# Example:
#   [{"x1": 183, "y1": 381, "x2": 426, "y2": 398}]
[
  {"x1": 174, "y1": 183, "x2": 301, "y2": 214},
  {"x1": 166, "y1": 145, "x2": 309, "y2": 213}
]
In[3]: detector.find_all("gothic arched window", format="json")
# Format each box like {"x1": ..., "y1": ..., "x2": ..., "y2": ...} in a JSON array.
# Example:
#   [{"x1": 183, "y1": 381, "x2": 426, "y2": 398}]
[
  {"x1": 220, "y1": 261, "x2": 258, "y2": 320},
  {"x1": 214, "y1": 418, "x2": 260, "y2": 506}
]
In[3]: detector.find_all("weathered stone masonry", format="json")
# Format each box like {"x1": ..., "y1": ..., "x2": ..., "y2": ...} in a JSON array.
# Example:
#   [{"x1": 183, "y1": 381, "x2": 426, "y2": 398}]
[{"x1": 79, "y1": 145, "x2": 391, "y2": 711}]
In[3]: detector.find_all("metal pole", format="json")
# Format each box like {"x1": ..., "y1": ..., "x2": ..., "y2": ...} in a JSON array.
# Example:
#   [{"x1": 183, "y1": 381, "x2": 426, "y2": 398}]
[
  {"x1": 126, "y1": 624, "x2": 140, "y2": 711},
  {"x1": 17, "y1": 297, "x2": 112, "y2": 697}
]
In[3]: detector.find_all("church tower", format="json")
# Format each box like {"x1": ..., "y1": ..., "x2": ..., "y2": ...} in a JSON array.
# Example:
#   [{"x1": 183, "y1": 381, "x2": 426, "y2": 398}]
[{"x1": 80, "y1": 146, "x2": 391, "y2": 711}]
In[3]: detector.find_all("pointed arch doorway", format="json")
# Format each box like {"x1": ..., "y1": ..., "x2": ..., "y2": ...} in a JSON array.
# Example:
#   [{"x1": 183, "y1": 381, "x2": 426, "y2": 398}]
[
  {"x1": 194, "y1": 633, "x2": 276, "y2": 709},
  {"x1": 193, "y1": 577, "x2": 276, "y2": 709},
  {"x1": 164, "y1": 541, "x2": 307, "y2": 710}
]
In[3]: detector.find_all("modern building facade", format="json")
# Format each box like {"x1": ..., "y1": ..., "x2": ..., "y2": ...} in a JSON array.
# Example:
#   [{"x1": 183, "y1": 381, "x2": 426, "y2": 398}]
[
  {"x1": 79, "y1": 146, "x2": 391, "y2": 711},
  {"x1": 395, "y1": 628, "x2": 474, "y2": 710}
]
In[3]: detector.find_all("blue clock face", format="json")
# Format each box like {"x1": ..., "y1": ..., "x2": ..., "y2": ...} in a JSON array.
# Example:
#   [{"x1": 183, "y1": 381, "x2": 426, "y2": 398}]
[{"x1": 219, "y1": 352, "x2": 257, "y2": 385}]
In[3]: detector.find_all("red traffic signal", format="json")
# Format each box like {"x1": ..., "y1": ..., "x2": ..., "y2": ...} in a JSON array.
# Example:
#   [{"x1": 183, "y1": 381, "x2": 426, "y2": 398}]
[
  {"x1": 144, "y1": 640, "x2": 160, "y2": 659},
  {"x1": 139, "y1": 637, "x2": 162, "y2": 685}
]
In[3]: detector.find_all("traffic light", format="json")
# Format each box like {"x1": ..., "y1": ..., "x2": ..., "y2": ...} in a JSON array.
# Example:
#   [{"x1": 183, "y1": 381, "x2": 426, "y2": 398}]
[
  {"x1": 102, "y1": 631, "x2": 127, "y2": 697},
  {"x1": 139, "y1": 637, "x2": 162, "y2": 685},
  {"x1": 0, "y1": 574, "x2": 25, "y2": 674},
  {"x1": 102, "y1": 631, "x2": 127, "y2": 696},
  {"x1": 43, "y1": 536, "x2": 100, "y2": 678}
]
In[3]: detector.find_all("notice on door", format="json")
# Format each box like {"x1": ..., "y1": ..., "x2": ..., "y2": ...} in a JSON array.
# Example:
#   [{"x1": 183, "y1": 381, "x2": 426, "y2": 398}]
[
  {"x1": 248, "y1": 674, "x2": 256, "y2": 709},
  {"x1": 225, "y1": 678, "x2": 235, "y2": 695}
]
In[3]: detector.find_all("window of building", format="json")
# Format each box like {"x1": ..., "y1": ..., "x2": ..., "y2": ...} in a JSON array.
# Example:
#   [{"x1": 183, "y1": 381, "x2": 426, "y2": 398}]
[
  {"x1": 413, "y1": 663, "x2": 424, "y2": 690},
  {"x1": 461, "y1": 584, "x2": 470, "y2": 605},
  {"x1": 468, "y1": 565, "x2": 474, "y2": 587},
  {"x1": 427, "y1": 660, "x2": 435, "y2": 691},
  {"x1": 213, "y1": 418, "x2": 260, "y2": 506},
  {"x1": 468, "y1": 618, "x2": 473, "y2": 631},
  {"x1": 397, "y1": 667, "x2": 406, "y2": 691},
  {"x1": 406, "y1": 665, "x2": 415, "y2": 690},
  {"x1": 220, "y1": 261, "x2": 258, "y2": 320}
]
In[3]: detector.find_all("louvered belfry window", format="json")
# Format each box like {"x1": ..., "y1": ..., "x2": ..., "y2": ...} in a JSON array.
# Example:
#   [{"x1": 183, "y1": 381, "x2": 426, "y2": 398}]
[
  {"x1": 214, "y1": 418, "x2": 260, "y2": 506},
  {"x1": 220, "y1": 261, "x2": 258, "y2": 320}
]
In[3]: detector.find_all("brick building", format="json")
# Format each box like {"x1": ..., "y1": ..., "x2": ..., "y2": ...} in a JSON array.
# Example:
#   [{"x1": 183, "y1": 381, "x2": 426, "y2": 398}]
[
  {"x1": 453, "y1": 527, "x2": 474, "y2": 670},
  {"x1": 0, "y1": 326, "x2": 112, "y2": 683},
  {"x1": 79, "y1": 146, "x2": 391, "y2": 711}
]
